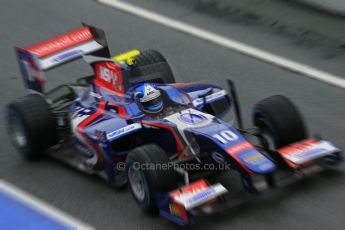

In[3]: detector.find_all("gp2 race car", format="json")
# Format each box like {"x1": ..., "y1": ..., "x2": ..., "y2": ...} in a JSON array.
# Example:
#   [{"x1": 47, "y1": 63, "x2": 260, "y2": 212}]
[{"x1": 6, "y1": 24, "x2": 343, "y2": 226}]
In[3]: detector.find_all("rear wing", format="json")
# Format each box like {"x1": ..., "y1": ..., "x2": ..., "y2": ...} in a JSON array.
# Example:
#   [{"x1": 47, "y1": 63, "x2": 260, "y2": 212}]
[{"x1": 15, "y1": 24, "x2": 110, "y2": 93}]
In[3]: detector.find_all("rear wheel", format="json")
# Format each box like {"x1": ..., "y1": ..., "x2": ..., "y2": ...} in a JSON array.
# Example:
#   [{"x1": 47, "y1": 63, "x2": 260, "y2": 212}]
[
  {"x1": 135, "y1": 49, "x2": 175, "y2": 84},
  {"x1": 126, "y1": 144, "x2": 177, "y2": 213},
  {"x1": 253, "y1": 95, "x2": 307, "y2": 149},
  {"x1": 6, "y1": 94, "x2": 58, "y2": 160}
]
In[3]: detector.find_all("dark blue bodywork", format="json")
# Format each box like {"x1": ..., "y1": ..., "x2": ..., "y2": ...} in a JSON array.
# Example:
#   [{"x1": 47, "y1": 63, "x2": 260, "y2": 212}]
[{"x1": 69, "y1": 73, "x2": 276, "y2": 187}]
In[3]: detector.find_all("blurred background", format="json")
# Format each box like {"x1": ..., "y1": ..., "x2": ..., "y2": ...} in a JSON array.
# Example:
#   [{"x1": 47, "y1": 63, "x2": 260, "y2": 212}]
[{"x1": 0, "y1": 0, "x2": 344, "y2": 229}]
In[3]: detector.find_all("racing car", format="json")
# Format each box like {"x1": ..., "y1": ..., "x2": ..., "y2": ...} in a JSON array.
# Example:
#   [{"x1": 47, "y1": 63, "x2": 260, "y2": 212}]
[{"x1": 6, "y1": 24, "x2": 343, "y2": 226}]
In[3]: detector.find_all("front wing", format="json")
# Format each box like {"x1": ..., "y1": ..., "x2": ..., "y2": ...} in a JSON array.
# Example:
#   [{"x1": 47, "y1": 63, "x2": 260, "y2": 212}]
[{"x1": 157, "y1": 138, "x2": 343, "y2": 226}]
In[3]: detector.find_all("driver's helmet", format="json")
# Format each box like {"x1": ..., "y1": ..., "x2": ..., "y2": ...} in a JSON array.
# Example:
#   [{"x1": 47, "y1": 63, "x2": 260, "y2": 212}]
[{"x1": 134, "y1": 83, "x2": 163, "y2": 113}]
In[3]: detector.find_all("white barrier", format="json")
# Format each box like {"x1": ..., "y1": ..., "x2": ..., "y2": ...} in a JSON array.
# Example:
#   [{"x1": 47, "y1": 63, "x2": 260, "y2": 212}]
[
  {"x1": 300, "y1": 0, "x2": 345, "y2": 15},
  {"x1": 197, "y1": 0, "x2": 345, "y2": 16}
]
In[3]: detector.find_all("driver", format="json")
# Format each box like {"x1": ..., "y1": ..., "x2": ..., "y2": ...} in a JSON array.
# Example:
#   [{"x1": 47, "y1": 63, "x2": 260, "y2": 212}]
[{"x1": 134, "y1": 83, "x2": 164, "y2": 115}]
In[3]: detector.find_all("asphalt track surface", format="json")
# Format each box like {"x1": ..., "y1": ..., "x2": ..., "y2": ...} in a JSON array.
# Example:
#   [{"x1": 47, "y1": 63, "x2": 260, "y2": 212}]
[{"x1": 0, "y1": 0, "x2": 344, "y2": 229}]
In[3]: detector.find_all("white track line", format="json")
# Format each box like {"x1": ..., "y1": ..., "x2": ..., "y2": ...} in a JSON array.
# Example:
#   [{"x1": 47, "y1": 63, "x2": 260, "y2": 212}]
[
  {"x1": 98, "y1": 0, "x2": 345, "y2": 88},
  {"x1": 0, "y1": 180, "x2": 94, "y2": 230}
]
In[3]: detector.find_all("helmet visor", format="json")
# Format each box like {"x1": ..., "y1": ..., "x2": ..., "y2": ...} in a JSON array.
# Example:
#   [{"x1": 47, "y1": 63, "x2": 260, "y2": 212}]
[{"x1": 141, "y1": 96, "x2": 162, "y2": 108}]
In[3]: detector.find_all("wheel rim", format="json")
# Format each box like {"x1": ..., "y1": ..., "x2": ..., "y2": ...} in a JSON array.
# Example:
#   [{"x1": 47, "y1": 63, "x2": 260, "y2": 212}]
[
  {"x1": 256, "y1": 117, "x2": 276, "y2": 149},
  {"x1": 8, "y1": 111, "x2": 27, "y2": 148},
  {"x1": 128, "y1": 166, "x2": 146, "y2": 202}
]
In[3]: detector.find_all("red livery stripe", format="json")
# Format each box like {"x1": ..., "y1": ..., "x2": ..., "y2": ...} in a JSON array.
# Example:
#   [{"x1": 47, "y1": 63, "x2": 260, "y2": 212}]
[
  {"x1": 170, "y1": 179, "x2": 209, "y2": 225},
  {"x1": 107, "y1": 102, "x2": 129, "y2": 119},
  {"x1": 141, "y1": 121, "x2": 185, "y2": 156},
  {"x1": 278, "y1": 139, "x2": 317, "y2": 156},
  {"x1": 227, "y1": 141, "x2": 253, "y2": 155},
  {"x1": 77, "y1": 101, "x2": 106, "y2": 161},
  {"x1": 278, "y1": 138, "x2": 318, "y2": 168},
  {"x1": 170, "y1": 180, "x2": 209, "y2": 199}
]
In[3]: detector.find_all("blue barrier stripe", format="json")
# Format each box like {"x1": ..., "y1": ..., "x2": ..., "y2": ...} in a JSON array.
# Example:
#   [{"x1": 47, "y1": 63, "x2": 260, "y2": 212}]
[{"x1": 0, "y1": 190, "x2": 72, "y2": 230}]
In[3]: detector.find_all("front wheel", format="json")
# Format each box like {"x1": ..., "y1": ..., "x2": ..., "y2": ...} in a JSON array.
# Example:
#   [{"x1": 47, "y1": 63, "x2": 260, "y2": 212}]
[
  {"x1": 126, "y1": 144, "x2": 177, "y2": 213},
  {"x1": 253, "y1": 95, "x2": 307, "y2": 149}
]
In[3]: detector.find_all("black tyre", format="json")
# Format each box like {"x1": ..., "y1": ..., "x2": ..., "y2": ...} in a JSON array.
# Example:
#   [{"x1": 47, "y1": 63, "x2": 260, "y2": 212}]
[
  {"x1": 6, "y1": 94, "x2": 58, "y2": 160},
  {"x1": 135, "y1": 49, "x2": 175, "y2": 84},
  {"x1": 253, "y1": 95, "x2": 307, "y2": 149},
  {"x1": 126, "y1": 144, "x2": 177, "y2": 213}
]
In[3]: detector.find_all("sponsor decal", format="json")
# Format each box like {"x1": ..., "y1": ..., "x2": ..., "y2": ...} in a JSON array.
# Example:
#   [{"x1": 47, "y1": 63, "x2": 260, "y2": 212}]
[
  {"x1": 28, "y1": 27, "x2": 93, "y2": 58},
  {"x1": 145, "y1": 84, "x2": 155, "y2": 95},
  {"x1": 171, "y1": 180, "x2": 209, "y2": 200},
  {"x1": 179, "y1": 113, "x2": 207, "y2": 125},
  {"x1": 211, "y1": 152, "x2": 225, "y2": 164},
  {"x1": 169, "y1": 203, "x2": 182, "y2": 217},
  {"x1": 39, "y1": 41, "x2": 104, "y2": 70},
  {"x1": 106, "y1": 123, "x2": 141, "y2": 140},
  {"x1": 227, "y1": 141, "x2": 253, "y2": 155},
  {"x1": 279, "y1": 140, "x2": 340, "y2": 164},
  {"x1": 244, "y1": 152, "x2": 264, "y2": 164},
  {"x1": 279, "y1": 139, "x2": 317, "y2": 155},
  {"x1": 171, "y1": 181, "x2": 227, "y2": 210},
  {"x1": 95, "y1": 62, "x2": 124, "y2": 95},
  {"x1": 53, "y1": 50, "x2": 83, "y2": 63},
  {"x1": 293, "y1": 148, "x2": 327, "y2": 159},
  {"x1": 192, "y1": 90, "x2": 227, "y2": 107},
  {"x1": 185, "y1": 188, "x2": 217, "y2": 206},
  {"x1": 100, "y1": 66, "x2": 118, "y2": 83},
  {"x1": 239, "y1": 150, "x2": 272, "y2": 170},
  {"x1": 146, "y1": 90, "x2": 155, "y2": 96},
  {"x1": 141, "y1": 84, "x2": 159, "y2": 101}
]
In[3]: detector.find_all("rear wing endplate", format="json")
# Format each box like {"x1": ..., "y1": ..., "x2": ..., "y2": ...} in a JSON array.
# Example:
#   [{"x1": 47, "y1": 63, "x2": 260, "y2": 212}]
[{"x1": 15, "y1": 23, "x2": 110, "y2": 93}]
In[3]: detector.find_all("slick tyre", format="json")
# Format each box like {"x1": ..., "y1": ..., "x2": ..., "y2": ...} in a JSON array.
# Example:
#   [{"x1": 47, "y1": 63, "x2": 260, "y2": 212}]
[
  {"x1": 135, "y1": 49, "x2": 175, "y2": 84},
  {"x1": 6, "y1": 94, "x2": 58, "y2": 160},
  {"x1": 253, "y1": 95, "x2": 307, "y2": 149},
  {"x1": 126, "y1": 144, "x2": 177, "y2": 213}
]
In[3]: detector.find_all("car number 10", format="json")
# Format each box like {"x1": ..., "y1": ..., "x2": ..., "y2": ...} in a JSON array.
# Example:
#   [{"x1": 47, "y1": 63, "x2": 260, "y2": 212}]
[{"x1": 213, "y1": 130, "x2": 238, "y2": 144}]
